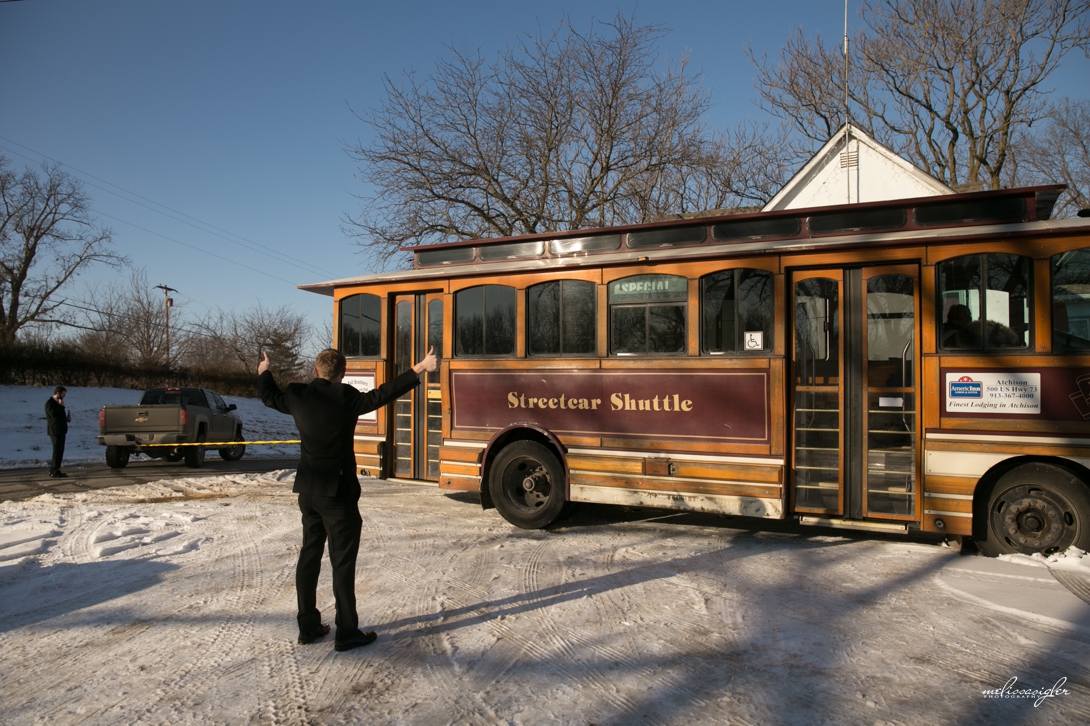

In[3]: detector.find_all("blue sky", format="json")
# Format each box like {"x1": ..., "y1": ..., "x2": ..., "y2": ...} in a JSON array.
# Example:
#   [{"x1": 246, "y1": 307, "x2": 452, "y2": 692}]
[{"x1": 2, "y1": 0, "x2": 1087, "y2": 346}]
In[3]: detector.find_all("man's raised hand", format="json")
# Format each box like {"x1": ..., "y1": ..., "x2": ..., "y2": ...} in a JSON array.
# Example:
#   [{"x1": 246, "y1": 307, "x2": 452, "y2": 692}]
[
  {"x1": 257, "y1": 351, "x2": 271, "y2": 375},
  {"x1": 412, "y1": 346, "x2": 440, "y2": 375}
]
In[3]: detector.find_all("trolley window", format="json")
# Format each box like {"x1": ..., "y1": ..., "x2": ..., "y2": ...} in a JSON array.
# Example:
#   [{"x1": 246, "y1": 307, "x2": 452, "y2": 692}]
[
  {"x1": 527, "y1": 280, "x2": 596, "y2": 356},
  {"x1": 1052, "y1": 248, "x2": 1090, "y2": 352},
  {"x1": 609, "y1": 274, "x2": 687, "y2": 355},
  {"x1": 339, "y1": 293, "x2": 382, "y2": 358},
  {"x1": 455, "y1": 285, "x2": 516, "y2": 357},
  {"x1": 701, "y1": 269, "x2": 774, "y2": 354},
  {"x1": 937, "y1": 254, "x2": 1031, "y2": 351}
]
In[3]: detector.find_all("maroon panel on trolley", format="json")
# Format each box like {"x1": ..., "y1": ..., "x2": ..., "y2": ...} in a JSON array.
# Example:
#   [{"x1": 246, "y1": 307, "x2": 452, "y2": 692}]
[{"x1": 451, "y1": 370, "x2": 770, "y2": 443}]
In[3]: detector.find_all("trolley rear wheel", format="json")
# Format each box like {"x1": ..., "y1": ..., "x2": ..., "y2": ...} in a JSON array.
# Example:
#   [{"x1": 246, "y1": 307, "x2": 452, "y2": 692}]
[{"x1": 977, "y1": 462, "x2": 1090, "y2": 556}]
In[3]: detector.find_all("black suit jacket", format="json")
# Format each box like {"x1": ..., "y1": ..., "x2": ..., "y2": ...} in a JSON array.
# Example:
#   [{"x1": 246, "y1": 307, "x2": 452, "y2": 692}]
[
  {"x1": 45, "y1": 396, "x2": 68, "y2": 436},
  {"x1": 259, "y1": 369, "x2": 420, "y2": 496}
]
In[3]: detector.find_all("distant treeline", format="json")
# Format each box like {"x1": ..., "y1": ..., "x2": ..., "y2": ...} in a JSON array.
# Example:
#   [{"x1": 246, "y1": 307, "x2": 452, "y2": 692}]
[{"x1": 0, "y1": 340, "x2": 259, "y2": 396}]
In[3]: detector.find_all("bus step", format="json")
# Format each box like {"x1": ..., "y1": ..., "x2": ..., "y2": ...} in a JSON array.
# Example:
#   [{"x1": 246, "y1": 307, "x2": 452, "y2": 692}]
[{"x1": 797, "y1": 516, "x2": 909, "y2": 533}]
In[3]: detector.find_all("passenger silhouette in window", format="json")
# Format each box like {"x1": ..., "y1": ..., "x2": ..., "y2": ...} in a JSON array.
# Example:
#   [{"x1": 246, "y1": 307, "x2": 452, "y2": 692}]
[{"x1": 942, "y1": 304, "x2": 978, "y2": 348}]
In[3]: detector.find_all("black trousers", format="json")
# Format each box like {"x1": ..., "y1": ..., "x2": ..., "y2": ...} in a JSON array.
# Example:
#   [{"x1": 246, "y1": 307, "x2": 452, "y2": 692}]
[
  {"x1": 296, "y1": 478, "x2": 363, "y2": 641},
  {"x1": 49, "y1": 434, "x2": 66, "y2": 474}
]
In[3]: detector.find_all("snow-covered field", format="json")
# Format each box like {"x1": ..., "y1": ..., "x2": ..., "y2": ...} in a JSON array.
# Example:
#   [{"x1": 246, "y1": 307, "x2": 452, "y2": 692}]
[
  {"x1": 2, "y1": 385, "x2": 1090, "y2": 724},
  {"x1": 0, "y1": 385, "x2": 300, "y2": 468}
]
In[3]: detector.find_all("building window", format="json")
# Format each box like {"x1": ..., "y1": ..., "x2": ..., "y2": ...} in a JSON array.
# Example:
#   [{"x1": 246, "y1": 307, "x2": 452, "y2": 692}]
[
  {"x1": 701, "y1": 269, "x2": 774, "y2": 354},
  {"x1": 339, "y1": 293, "x2": 381, "y2": 357},
  {"x1": 937, "y1": 254, "x2": 1031, "y2": 351},
  {"x1": 608, "y1": 274, "x2": 687, "y2": 355},
  {"x1": 527, "y1": 280, "x2": 596, "y2": 356},
  {"x1": 455, "y1": 285, "x2": 516, "y2": 356},
  {"x1": 1052, "y1": 247, "x2": 1090, "y2": 352}
]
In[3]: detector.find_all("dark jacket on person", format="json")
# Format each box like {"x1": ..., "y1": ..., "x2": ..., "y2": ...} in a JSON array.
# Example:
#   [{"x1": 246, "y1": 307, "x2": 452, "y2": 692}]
[
  {"x1": 45, "y1": 396, "x2": 68, "y2": 437},
  {"x1": 258, "y1": 369, "x2": 420, "y2": 497}
]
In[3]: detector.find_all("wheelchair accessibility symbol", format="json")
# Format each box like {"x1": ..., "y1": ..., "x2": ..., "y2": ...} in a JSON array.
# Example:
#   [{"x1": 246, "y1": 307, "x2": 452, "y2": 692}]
[{"x1": 744, "y1": 332, "x2": 764, "y2": 350}]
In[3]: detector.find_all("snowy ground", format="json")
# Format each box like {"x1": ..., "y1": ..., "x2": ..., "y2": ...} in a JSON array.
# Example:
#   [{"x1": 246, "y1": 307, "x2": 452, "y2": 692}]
[
  {"x1": 2, "y1": 386, "x2": 1089, "y2": 724},
  {"x1": 0, "y1": 385, "x2": 300, "y2": 468}
]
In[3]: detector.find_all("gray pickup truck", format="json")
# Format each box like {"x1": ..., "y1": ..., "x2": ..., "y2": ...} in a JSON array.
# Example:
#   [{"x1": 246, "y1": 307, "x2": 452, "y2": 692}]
[{"x1": 97, "y1": 387, "x2": 246, "y2": 469}]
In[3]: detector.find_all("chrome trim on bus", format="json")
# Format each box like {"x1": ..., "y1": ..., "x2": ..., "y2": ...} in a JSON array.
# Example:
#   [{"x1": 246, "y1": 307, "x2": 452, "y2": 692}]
[
  {"x1": 570, "y1": 484, "x2": 783, "y2": 518},
  {"x1": 569, "y1": 469, "x2": 782, "y2": 490},
  {"x1": 442, "y1": 440, "x2": 487, "y2": 449},
  {"x1": 926, "y1": 432, "x2": 1090, "y2": 447},
  {"x1": 924, "y1": 492, "x2": 974, "y2": 501},
  {"x1": 923, "y1": 509, "x2": 972, "y2": 519},
  {"x1": 353, "y1": 435, "x2": 385, "y2": 442}
]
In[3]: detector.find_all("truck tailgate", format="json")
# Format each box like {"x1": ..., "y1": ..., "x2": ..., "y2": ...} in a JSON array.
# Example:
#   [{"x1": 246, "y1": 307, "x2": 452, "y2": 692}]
[{"x1": 102, "y1": 405, "x2": 184, "y2": 435}]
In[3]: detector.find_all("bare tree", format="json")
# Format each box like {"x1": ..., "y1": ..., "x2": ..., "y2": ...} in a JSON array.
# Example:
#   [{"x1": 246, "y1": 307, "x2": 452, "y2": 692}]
[
  {"x1": 1015, "y1": 98, "x2": 1090, "y2": 216},
  {"x1": 73, "y1": 269, "x2": 190, "y2": 367},
  {"x1": 346, "y1": 12, "x2": 779, "y2": 268},
  {"x1": 0, "y1": 157, "x2": 125, "y2": 346},
  {"x1": 194, "y1": 303, "x2": 310, "y2": 382},
  {"x1": 751, "y1": 0, "x2": 1090, "y2": 189}
]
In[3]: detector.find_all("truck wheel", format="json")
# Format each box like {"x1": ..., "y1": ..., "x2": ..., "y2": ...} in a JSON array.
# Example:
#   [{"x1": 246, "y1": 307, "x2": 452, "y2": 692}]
[
  {"x1": 184, "y1": 433, "x2": 207, "y2": 469},
  {"x1": 219, "y1": 433, "x2": 246, "y2": 462},
  {"x1": 976, "y1": 462, "x2": 1090, "y2": 556},
  {"x1": 488, "y1": 441, "x2": 566, "y2": 529},
  {"x1": 105, "y1": 446, "x2": 130, "y2": 469}
]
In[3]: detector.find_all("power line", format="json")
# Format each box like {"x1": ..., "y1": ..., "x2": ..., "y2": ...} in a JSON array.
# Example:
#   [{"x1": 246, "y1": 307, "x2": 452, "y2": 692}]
[{"x1": 0, "y1": 136, "x2": 344, "y2": 280}]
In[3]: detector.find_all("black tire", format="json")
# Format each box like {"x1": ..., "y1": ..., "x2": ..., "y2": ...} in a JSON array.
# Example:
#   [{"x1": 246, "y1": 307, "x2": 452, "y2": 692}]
[
  {"x1": 105, "y1": 445, "x2": 130, "y2": 469},
  {"x1": 977, "y1": 462, "x2": 1090, "y2": 556},
  {"x1": 219, "y1": 431, "x2": 246, "y2": 461},
  {"x1": 488, "y1": 441, "x2": 566, "y2": 529},
  {"x1": 184, "y1": 431, "x2": 207, "y2": 469}
]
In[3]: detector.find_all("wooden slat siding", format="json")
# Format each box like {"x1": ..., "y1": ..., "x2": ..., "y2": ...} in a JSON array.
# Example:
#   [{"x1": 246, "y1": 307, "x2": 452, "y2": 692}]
[
  {"x1": 781, "y1": 246, "x2": 927, "y2": 270},
  {"x1": 920, "y1": 263, "x2": 936, "y2": 356},
  {"x1": 598, "y1": 357, "x2": 770, "y2": 370},
  {"x1": 923, "y1": 475, "x2": 978, "y2": 496},
  {"x1": 923, "y1": 513, "x2": 972, "y2": 535},
  {"x1": 926, "y1": 440, "x2": 1090, "y2": 457},
  {"x1": 554, "y1": 435, "x2": 603, "y2": 448},
  {"x1": 570, "y1": 471, "x2": 781, "y2": 499},
  {"x1": 449, "y1": 429, "x2": 495, "y2": 442},
  {"x1": 671, "y1": 462, "x2": 782, "y2": 484},
  {"x1": 769, "y1": 357, "x2": 786, "y2": 456},
  {"x1": 516, "y1": 288, "x2": 526, "y2": 358},
  {"x1": 440, "y1": 462, "x2": 481, "y2": 477},
  {"x1": 939, "y1": 418, "x2": 1090, "y2": 435},
  {"x1": 1035, "y1": 258, "x2": 1052, "y2": 354},
  {"x1": 926, "y1": 238, "x2": 1070, "y2": 265},
  {"x1": 439, "y1": 445, "x2": 480, "y2": 463},
  {"x1": 567, "y1": 455, "x2": 782, "y2": 483},
  {"x1": 687, "y1": 277, "x2": 699, "y2": 356},
  {"x1": 598, "y1": 438, "x2": 772, "y2": 456},
  {"x1": 567, "y1": 455, "x2": 643, "y2": 474},
  {"x1": 439, "y1": 476, "x2": 479, "y2": 491},
  {"x1": 923, "y1": 496, "x2": 973, "y2": 513}
]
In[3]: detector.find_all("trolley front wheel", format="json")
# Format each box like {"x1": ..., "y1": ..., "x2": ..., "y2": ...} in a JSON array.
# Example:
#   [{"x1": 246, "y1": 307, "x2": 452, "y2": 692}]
[{"x1": 488, "y1": 441, "x2": 566, "y2": 529}]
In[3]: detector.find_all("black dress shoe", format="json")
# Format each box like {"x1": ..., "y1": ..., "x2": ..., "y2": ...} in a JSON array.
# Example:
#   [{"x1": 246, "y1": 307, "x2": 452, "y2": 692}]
[
  {"x1": 298, "y1": 623, "x2": 330, "y2": 645},
  {"x1": 49, "y1": 471, "x2": 68, "y2": 478},
  {"x1": 334, "y1": 630, "x2": 377, "y2": 652}
]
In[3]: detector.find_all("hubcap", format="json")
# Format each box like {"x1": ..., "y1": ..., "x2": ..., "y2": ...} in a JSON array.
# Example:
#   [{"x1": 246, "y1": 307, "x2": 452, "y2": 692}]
[
  {"x1": 504, "y1": 459, "x2": 550, "y2": 509},
  {"x1": 993, "y1": 486, "x2": 1075, "y2": 554}
]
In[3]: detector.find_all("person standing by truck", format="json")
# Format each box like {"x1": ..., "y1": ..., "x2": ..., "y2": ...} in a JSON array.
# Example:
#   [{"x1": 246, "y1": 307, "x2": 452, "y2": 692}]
[
  {"x1": 45, "y1": 385, "x2": 71, "y2": 478},
  {"x1": 258, "y1": 346, "x2": 438, "y2": 652}
]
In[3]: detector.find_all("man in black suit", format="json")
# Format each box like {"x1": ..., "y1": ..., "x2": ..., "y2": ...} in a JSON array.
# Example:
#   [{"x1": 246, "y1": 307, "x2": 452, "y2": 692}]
[
  {"x1": 45, "y1": 385, "x2": 71, "y2": 478},
  {"x1": 258, "y1": 346, "x2": 438, "y2": 652}
]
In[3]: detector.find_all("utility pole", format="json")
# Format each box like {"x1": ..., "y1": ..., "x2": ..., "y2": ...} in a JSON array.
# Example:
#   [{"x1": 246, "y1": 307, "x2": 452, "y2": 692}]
[{"x1": 154, "y1": 285, "x2": 177, "y2": 368}]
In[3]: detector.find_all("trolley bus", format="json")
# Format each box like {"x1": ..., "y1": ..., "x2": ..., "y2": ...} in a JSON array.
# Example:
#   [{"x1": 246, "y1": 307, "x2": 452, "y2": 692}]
[{"x1": 302, "y1": 184, "x2": 1090, "y2": 556}]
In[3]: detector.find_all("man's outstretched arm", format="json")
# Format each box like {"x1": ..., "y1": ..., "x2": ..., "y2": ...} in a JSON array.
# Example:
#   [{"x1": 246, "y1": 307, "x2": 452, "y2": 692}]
[{"x1": 257, "y1": 352, "x2": 291, "y2": 414}]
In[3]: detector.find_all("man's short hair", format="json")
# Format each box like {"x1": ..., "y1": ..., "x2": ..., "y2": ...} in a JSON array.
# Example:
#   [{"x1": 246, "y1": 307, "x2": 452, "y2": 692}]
[
  {"x1": 53, "y1": 385, "x2": 67, "y2": 396},
  {"x1": 314, "y1": 349, "x2": 347, "y2": 380}
]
